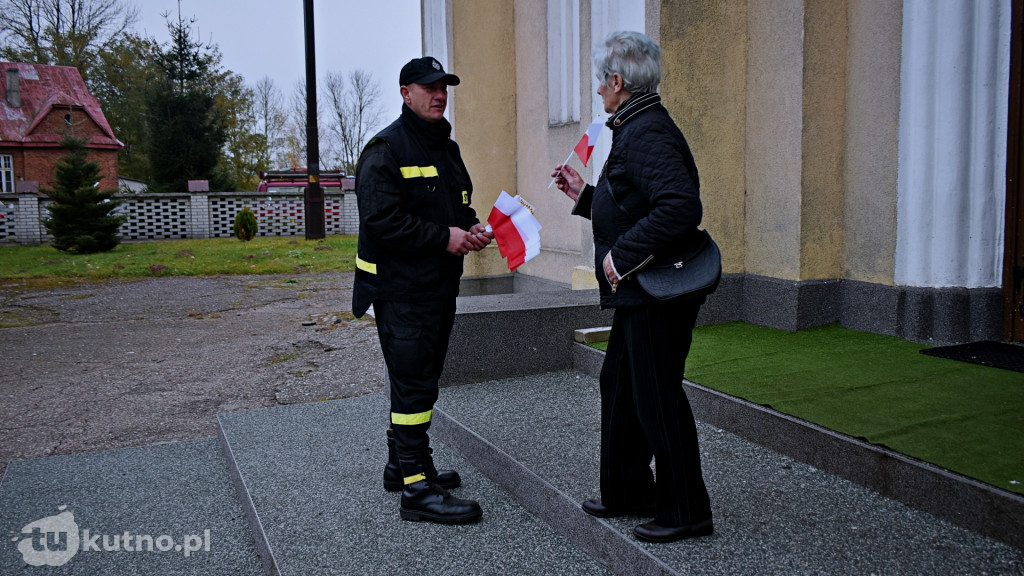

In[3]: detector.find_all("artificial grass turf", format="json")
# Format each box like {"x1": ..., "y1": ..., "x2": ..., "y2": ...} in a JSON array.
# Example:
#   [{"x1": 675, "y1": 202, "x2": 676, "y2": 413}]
[{"x1": 591, "y1": 322, "x2": 1024, "y2": 495}]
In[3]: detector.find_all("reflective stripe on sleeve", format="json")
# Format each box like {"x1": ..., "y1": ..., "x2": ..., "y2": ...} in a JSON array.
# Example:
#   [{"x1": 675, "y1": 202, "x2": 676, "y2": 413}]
[
  {"x1": 356, "y1": 256, "x2": 377, "y2": 274},
  {"x1": 391, "y1": 409, "x2": 433, "y2": 426},
  {"x1": 400, "y1": 165, "x2": 439, "y2": 179}
]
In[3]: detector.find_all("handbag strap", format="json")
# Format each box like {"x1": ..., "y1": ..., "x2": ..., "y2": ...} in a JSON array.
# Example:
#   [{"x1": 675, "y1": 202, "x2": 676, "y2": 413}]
[
  {"x1": 601, "y1": 164, "x2": 644, "y2": 223},
  {"x1": 602, "y1": 166, "x2": 710, "y2": 261}
]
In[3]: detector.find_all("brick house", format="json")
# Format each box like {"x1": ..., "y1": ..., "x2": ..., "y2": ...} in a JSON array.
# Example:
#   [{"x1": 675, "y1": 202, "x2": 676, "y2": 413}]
[{"x1": 0, "y1": 62, "x2": 122, "y2": 194}]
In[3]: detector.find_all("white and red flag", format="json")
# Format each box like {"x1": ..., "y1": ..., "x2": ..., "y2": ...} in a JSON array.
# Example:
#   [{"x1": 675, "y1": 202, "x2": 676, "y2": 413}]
[
  {"x1": 573, "y1": 120, "x2": 604, "y2": 167},
  {"x1": 486, "y1": 191, "x2": 542, "y2": 271},
  {"x1": 548, "y1": 118, "x2": 604, "y2": 190}
]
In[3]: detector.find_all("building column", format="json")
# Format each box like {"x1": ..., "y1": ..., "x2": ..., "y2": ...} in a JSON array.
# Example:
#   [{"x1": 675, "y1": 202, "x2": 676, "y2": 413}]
[
  {"x1": 450, "y1": 0, "x2": 518, "y2": 279},
  {"x1": 744, "y1": 0, "x2": 847, "y2": 285}
]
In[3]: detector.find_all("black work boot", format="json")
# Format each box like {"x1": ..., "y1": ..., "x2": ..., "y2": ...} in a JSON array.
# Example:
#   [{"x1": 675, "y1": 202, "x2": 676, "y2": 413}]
[
  {"x1": 383, "y1": 429, "x2": 461, "y2": 491},
  {"x1": 399, "y1": 480, "x2": 482, "y2": 524}
]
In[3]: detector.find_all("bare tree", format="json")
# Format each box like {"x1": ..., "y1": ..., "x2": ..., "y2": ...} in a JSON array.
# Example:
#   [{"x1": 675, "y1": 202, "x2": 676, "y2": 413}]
[
  {"x1": 252, "y1": 75, "x2": 287, "y2": 166},
  {"x1": 279, "y1": 79, "x2": 331, "y2": 170},
  {"x1": 0, "y1": 0, "x2": 139, "y2": 83},
  {"x1": 324, "y1": 69, "x2": 383, "y2": 175}
]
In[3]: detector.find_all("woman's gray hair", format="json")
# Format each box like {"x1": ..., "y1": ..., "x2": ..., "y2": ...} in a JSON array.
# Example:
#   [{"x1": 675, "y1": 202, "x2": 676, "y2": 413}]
[{"x1": 593, "y1": 31, "x2": 661, "y2": 93}]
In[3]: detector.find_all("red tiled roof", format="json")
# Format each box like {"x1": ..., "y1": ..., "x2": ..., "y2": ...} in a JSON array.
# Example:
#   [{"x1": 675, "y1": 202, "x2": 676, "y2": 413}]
[{"x1": 0, "y1": 61, "x2": 121, "y2": 149}]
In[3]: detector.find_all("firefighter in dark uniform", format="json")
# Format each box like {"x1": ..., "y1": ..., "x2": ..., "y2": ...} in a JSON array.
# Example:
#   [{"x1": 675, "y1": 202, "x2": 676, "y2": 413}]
[{"x1": 352, "y1": 56, "x2": 492, "y2": 524}]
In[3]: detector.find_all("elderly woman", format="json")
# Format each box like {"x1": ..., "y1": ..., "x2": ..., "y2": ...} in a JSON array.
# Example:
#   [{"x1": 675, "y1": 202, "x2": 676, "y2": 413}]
[{"x1": 552, "y1": 31, "x2": 713, "y2": 543}]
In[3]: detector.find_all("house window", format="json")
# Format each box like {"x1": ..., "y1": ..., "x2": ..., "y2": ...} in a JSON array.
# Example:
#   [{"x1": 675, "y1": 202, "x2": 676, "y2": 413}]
[
  {"x1": 0, "y1": 154, "x2": 13, "y2": 193},
  {"x1": 548, "y1": 0, "x2": 580, "y2": 125}
]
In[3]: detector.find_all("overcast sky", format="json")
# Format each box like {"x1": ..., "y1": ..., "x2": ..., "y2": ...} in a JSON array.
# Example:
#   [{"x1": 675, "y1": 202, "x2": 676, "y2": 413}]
[{"x1": 136, "y1": 0, "x2": 422, "y2": 123}]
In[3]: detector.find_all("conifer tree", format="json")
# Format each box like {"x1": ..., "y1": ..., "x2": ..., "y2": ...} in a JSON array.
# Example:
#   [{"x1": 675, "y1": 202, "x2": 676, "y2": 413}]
[
  {"x1": 145, "y1": 11, "x2": 230, "y2": 192},
  {"x1": 42, "y1": 138, "x2": 126, "y2": 254}
]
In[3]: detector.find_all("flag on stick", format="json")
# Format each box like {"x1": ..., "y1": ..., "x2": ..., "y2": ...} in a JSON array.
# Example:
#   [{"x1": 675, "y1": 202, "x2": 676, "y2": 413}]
[
  {"x1": 486, "y1": 191, "x2": 542, "y2": 271},
  {"x1": 548, "y1": 118, "x2": 604, "y2": 189},
  {"x1": 573, "y1": 120, "x2": 604, "y2": 167}
]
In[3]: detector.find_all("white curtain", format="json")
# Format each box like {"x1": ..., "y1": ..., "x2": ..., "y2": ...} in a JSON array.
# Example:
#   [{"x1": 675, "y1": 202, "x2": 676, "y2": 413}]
[{"x1": 896, "y1": 0, "x2": 1011, "y2": 288}]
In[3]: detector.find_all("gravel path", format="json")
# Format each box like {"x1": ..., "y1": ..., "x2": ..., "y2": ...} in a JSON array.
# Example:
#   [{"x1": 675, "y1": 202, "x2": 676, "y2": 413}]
[{"x1": 0, "y1": 272, "x2": 384, "y2": 479}]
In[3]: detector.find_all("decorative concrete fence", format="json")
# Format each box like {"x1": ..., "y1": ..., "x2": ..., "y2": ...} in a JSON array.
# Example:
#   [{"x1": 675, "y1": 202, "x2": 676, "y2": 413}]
[{"x1": 0, "y1": 190, "x2": 359, "y2": 245}]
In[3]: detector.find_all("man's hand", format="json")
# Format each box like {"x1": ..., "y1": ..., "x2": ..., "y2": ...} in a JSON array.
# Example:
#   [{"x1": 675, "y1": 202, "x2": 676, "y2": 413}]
[
  {"x1": 469, "y1": 223, "x2": 494, "y2": 246},
  {"x1": 447, "y1": 226, "x2": 490, "y2": 255}
]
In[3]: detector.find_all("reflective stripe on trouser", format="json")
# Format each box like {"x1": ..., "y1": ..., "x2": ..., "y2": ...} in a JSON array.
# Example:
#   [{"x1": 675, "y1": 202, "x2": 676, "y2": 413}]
[
  {"x1": 392, "y1": 409, "x2": 433, "y2": 426},
  {"x1": 375, "y1": 299, "x2": 456, "y2": 484},
  {"x1": 391, "y1": 410, "x2": 433, "y2": 483}
]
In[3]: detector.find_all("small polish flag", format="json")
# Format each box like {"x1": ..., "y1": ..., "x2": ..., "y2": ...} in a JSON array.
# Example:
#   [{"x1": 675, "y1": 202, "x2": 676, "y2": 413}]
[
  {"x1": 486, "y1": 191, "x2": 542, "y2": 272},
  {"x1": 573, "y1": 121, "x2": 604, "y2": 167}
]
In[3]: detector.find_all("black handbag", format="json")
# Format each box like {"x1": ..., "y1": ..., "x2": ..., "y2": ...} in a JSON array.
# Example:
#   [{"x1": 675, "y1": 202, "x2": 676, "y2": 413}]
[
  {"x1": 605, "y1": 178, "x2": 722, "y2": 301},
  {"x1": 636, "y1": 229, "x2": 722, "y2": 300}
]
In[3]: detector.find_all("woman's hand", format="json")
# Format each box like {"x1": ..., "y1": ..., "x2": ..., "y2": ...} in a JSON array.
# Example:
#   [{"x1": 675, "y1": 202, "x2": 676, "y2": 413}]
[
  {"x1": 603, "y1": 251, "x2": 620, "y2": 288},
  {"x1": 551, "y1": 164, "x2": 585, "y2": 202}
]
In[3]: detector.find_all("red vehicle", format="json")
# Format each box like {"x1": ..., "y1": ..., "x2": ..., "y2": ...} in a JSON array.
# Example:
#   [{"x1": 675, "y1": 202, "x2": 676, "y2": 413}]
[
  {"x1": 253, "y1": 170, "x2": 354, "y2": 223},
  {"x1": 256, "y1": 169, "x2": 353, "y2": 193}
]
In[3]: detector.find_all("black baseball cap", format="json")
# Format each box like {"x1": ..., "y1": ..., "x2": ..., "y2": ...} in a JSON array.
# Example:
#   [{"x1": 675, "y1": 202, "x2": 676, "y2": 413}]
[{"x1": 400, "y1": 56, "x2": 461, "y2": 86}]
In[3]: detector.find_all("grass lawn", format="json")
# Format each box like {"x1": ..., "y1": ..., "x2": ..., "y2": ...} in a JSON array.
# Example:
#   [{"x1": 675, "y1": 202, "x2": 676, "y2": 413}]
[
  {"x1": 591, "y1": 322, "x2": 1024, "y2": 496},
  {"x1": 0, "y1": 235, "x2": 357, "y2": 285}
]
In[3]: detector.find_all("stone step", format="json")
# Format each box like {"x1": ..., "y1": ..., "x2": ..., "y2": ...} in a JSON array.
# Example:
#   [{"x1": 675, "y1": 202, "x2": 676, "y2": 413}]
[
  {"x1": 0, "y1": 438, "x2": 263, "y2": 575},
  {"x1": 432, "y1": 371, "x2": 1024, "y2": 575},
  {"x1": 217, "y1": 392, "x2": 611, "y2": 576}
]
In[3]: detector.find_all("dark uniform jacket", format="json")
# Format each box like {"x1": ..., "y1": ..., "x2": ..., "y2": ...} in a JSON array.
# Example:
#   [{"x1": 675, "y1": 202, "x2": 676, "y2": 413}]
[
  {"x1": 352, "y1": 105, "x2": 478, "y2": 318},
  {"x1": 572, "y1": 92, "x2": 704, "y2": 308}
]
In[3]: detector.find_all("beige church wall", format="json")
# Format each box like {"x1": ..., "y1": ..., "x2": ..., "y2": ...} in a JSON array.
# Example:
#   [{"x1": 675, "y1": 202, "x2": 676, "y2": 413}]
[
  {"x1": 745, "y1": 0, "x2": 804, "y2": 281},
  {"x1": 799, "y1": 0, "x2": 847, "y2": 281},
  {"x1": 659, "y1": 0, "x2": 748, "y2": 276},
  {"x1": 662, "y1": 0, "x2": 899, "y2": 285},
  {"x1": 449, "y1": 0, "x2": 520, "y2": 278},
  {"x1": 745, "y1": 0, "x2": 852, "y2": 282},
  {"x1": 843, "y1": 0, "x2": 901, "y2": 286}
]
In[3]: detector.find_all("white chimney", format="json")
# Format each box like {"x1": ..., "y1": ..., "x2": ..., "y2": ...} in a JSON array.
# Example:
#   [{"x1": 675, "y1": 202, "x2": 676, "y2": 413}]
[{"x1": 6, "y1": 68, "x2": 21, "y2": 108}]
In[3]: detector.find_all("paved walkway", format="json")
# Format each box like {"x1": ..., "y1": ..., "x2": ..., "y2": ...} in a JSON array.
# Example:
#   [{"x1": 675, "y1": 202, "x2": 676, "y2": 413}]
[{"x1": 1, "y1": 274, "x2": 1022, "y2": 575}]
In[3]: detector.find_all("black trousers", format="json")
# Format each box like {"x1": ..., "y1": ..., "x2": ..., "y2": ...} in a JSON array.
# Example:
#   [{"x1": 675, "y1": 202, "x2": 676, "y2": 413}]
[
  {"x1": 599, "y1": 297, "x2": 712, "y2": 527},
  {"x1": 374, "y1": 298, "x2": 456, "y2": 482}
]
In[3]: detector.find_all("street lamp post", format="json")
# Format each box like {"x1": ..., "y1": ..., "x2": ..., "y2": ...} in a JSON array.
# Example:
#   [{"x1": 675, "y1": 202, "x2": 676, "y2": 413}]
[{"x1": 303, "y1": 0, "x2": 325, "y2": 239}]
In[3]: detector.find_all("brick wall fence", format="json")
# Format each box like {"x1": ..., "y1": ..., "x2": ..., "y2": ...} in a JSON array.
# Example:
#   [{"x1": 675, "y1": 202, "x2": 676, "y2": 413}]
[{"x1": 0, "y1": 190, "x2": 359, "y2": 245}]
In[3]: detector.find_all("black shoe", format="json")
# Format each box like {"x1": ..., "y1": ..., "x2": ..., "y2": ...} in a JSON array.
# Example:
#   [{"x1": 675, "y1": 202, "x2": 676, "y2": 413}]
[
  {"x1": 581, "y1": 499, "x2": 656, "y2": 518},
  {"x1": 399, "y1": 481, "x2": 482, "y2": 524},
  {"x1": 383, "y1": 431, "x2": 462, "y2": 492},
  {"x1": 632, "y1": 518, "x2": 714, "y2": 543}
]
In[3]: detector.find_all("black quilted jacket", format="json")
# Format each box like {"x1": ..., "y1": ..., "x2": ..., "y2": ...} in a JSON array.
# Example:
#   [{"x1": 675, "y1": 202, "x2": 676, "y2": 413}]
[{"x1": 571, "y1": 92, "x2": 704, "y2": 307}]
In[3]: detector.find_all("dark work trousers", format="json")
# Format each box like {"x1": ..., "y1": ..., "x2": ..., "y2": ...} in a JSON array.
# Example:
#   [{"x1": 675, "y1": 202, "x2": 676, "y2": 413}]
[
  {"x1": 373, "y1": 298, "x2": 456, "y2": 483},
  {"x1": 599, "y1": 296, "x2": 712, "y2": 527}
]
